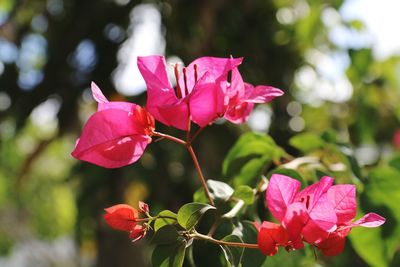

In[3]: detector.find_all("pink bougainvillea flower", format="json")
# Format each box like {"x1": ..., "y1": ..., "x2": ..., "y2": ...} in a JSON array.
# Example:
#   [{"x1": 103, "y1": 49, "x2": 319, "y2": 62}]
[
  {"x1": 104, "y1": 203, "x2": 149, "y2": 242},
  {"x1": 314, "y1": 185, "x2": 385, "y2": 256},
  {"x1": 71, "y1": 83, "x2": 155, "y2": 168},
  {"x1": 224, "y1": 68, "x2": 283, "y2": 124},
  {"x1": 257, "y1": 221, "x2": 290, "y2": 256},
  {"x1": 266, "y1": 174, "x2": 337, "y2": 248},
  {"x1": 137, "y1": 55, "x2": 242, "y2": 130},
  {"x1": 263, "y1": 174, "x2": 385, "y2": 256}
]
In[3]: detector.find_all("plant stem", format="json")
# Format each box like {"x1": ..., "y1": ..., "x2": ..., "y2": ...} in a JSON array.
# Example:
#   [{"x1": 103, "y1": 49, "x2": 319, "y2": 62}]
[
  {"x1": 152, "y1": 131, "x2": 214, "y2": 206},
  {"x1": 152, "y1": 131, "x2": 186, "y2": 146},
  {"x1": 191, "y1": 232, "x2": 259, "y2": 249},
  {"x1": 129, "y1": 215, "x2": 177, "y2": 223},
  {"x1": 186, "y1": 145, "x2": 215, "y2": 206}
]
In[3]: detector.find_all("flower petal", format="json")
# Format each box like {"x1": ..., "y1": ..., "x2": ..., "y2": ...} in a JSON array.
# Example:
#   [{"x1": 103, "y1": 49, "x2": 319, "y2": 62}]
[
  {"x1": 129, "y1": 225, "x2": 146, "y2": 242},
  {"x1": 104, "y1": 204, "x2": 138, "y2": 232},
  {"x1": 224, "y1": 70, "x2": 254, "y2": 124},
  {"x1": 282, "y1": 202, "x2": 308, "y2": 249},
  {"x1": 266, "y1": 174, "x2": 301, "y2": 222},
  {"x1": 137, "y1": 56, "x2": 186, "y2": 129},
  {"x1": 301, "y1": 219, "x2": 329, "y2": 244},
  {"x1": 257, "y1": 221, "x2": 288, "y2": 256},
  {"x1": 296, "y1": 176, "x2": 334, "y2": 210},
  {"x1": 244, "y1": 85, "x2": 284, "y2": 103},
  {"x1": 224, "y1": 101, "x2": 254, "y2": 124},
  {"x1": 71, "y1": 109, "x2": 150, "y2": 168},
  {"x1": 353, "y1": 212, "x2": 386, "y2": 228},
  {"x1": 137, "y1": 55, "x2": 173, "y2": 93},
  {"x1": 156, "y1": 99, "x2": 189, "y2": 130},
  {"x1": 297, "y1": 177, "x2": 337, "y2": 232},
  {"x1": 91, "y1": 81, "x2": 109, "y2": 104},
  {"x1": 327, "y1": 184, "x2": 356, "y2": 223},
  {"x1": 229, "y1": 68, "x2": 246, "y2": 99},
  {"x1": 180, "y1": 56, "x2": 243, "y2": 95},
  {"x1": 306, "y1": 192, "x2": 337, "y2": 232},
  {"x1": 316, "y1": 233, "x2": 346, "y2": 256},
  {"x1": 189, "y1": 73, "x2": 224, "y2": 127},
  {"x1": 91, "y1": 82, "x2": 140, "y2": 113}
]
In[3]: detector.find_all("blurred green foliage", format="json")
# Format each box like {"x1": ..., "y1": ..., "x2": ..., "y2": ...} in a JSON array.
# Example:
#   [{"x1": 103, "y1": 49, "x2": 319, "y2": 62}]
[{"x1": 0, "y1": 0, "x2": 399, "y2": 266}]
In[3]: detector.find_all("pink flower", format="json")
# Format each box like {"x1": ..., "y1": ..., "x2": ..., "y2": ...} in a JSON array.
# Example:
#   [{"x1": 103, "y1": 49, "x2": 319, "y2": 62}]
[
  {"x1": 225, "y1": 68, "x2": 283, "y2": 124},
  {"x1": 104, "y1": 203, "x2": 149, "y2": 242},
  {"x1": 266, "y1": 174, "x2": 337, "y2": 249},
  {"x1": 71, "y1": 82, "x2": 155, "y2": 168},
  {"x1": 261, "y1": 174, "x2": 385, "y2": 256},
  {"x1": 137, "y1": 55, "x2": 242, "y2": 130}
]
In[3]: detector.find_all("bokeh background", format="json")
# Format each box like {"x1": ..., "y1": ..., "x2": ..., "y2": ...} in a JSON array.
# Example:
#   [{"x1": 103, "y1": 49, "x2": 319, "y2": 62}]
[{"x1": 0, "y1": 0, "x2": 399, "y2": 266}]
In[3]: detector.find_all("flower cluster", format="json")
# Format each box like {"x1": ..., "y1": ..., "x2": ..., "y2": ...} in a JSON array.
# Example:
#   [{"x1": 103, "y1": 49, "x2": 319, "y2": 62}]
[
  {"x1": 257, "y1": 174, "x2": 385, "y2": 256},
  {"x1": 71, "y1": 56, "x2": 283, "y2": 168},
  {"x1": 71, "y1": 54, "x2": 385, "y2": 262}
]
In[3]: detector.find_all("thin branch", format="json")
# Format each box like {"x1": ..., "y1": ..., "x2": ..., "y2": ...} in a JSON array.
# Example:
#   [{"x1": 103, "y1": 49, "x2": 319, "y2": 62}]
[
  {"x1": 152, "y1": 131, "x2": 186, "y2": 146},
  {"x1": 186, "y1": 145, "x2": 215, "y2": 206},
  {"x1": 191, "y1": 232, "x2": 259, "y2": 249}
]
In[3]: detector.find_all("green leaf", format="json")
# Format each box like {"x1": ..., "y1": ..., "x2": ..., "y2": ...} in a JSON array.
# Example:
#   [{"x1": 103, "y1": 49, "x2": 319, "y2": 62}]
[
  {"x1": 193, "y1": 187, "x2": 208, "y2": 204},
  {"x1": 151, "y1": 225, "x2": 180, "y2": 245},
  {"x1": 289, "y1": 132, "x2": 325, "y2": 153},
  {"x1": 321, "y1": 129, "x2": 338, "y2": 143},
  {"x1": 207, "y1": 179, "x2": 234, "y2": 202},
  {"x1": 388, "y1": 152, "x2": 400, "y2": 171},
  {"x1": 232, "y1": 186, "x2": 254, "y2": 205},
  {"x1": 349, "y1": 226, "x2": 388, "y2": 267},
  {"x1": 219, "y1": 235, "x2": 244, "y2": 267},
  {"x1": 152, "y1": 240, "x2": 187, "y2": 267},
  {"x1": 366, "y1": 167, "x2": 400, "y2": 218},
  {"x1": 177, "y1": 202, "x2": 216, "y2": 230},
  {"x1": 154, "y1": 210, "x2": 177, "y2": 232},
  {"x1": 349, "y1": 166, "x2": 400, "y2": 267},
  {"x1": 223, "y1": 133, "x2": 285, "y2": 186},
  {"x1": 232, "y1": 156, "x2": 270, "y2": 187}
]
